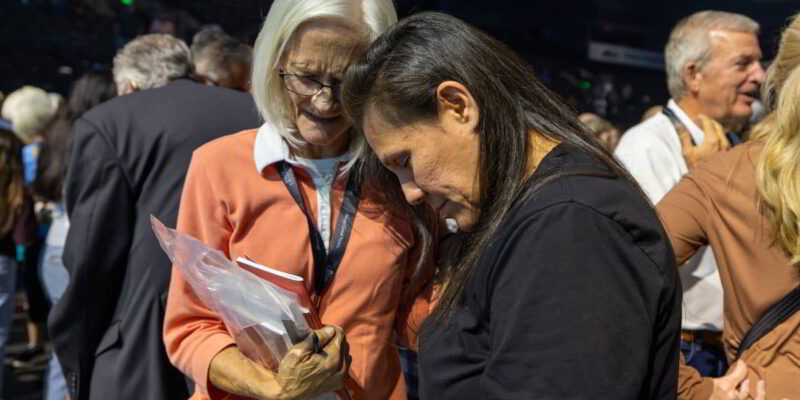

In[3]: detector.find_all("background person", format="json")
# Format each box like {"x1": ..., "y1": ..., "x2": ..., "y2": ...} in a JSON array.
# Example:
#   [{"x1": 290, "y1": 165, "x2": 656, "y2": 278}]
[
  {"x1": 32, "y1": 69, "x2": 116, "y2": 400},
  {"x1": 0, "y1": 128, "x2": 37, "y2": 396},
  {"x1": 0, "y1": 85, "x2": 62, "y2": 364},
  {"x1": 342, "y1": 12, "x2": 681, "y2": 399},
  {"x1": 578, "y1": 112, "x2": 621, "y2": 150},
  {"x1": 163, "y1": 1, "x2": 436, "y2": 399},
  {"x1": 191, "y1": 28, "x2": 253, "y2": 92},
  {"x1": 48, "y1": 34, "x2": 260, "y2": 400},
  {"x1": 614, "y1": 11, "x2": 765, "y2": 384},
  {"x1": 657, "y1": 13, "x2": 800, "y2": 400}
]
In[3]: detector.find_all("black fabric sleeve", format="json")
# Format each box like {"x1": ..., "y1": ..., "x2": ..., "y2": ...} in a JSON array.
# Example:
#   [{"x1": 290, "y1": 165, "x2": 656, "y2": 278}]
[
  {"x1": 48, "y1": 117, "x2": 135, "y2": 400},
  {"x1": 12, "y1": 196, "x2": 36, "y2": 247},
  {"x1": 482, "y1": 202, "x2": 677, "y2": 400}
]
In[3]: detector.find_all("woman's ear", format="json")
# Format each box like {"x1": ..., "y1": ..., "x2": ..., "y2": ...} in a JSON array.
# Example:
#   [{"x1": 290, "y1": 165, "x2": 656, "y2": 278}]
[{"x1": 435, "y1": 80, "x2": 479, "y2": 133}]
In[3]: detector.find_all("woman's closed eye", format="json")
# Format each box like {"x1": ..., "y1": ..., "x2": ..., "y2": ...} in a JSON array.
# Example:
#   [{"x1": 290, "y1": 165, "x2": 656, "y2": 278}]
[{"x1": 396, "y1": 155, "x2": 410, "y2": 168}]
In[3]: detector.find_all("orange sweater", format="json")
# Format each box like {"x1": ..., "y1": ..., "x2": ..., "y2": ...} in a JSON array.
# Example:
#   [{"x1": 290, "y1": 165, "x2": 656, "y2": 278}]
[{"x1": 163, "y1": 129, "x2": 429, "y2": 400}]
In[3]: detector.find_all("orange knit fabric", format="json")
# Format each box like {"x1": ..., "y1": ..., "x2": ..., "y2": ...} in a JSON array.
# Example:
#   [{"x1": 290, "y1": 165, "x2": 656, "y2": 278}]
[{"x1": 163, "y1": 129, "x2": 430, "y2": 400}]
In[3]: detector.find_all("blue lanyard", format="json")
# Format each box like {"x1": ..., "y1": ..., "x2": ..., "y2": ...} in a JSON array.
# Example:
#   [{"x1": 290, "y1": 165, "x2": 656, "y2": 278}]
[{"x1": 276, "y1": 161, "x2": 361, "y2": 296}]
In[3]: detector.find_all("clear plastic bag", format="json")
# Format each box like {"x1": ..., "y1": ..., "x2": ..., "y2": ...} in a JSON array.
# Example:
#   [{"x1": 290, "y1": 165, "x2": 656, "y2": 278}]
[{"x1": 151, "y1": 216, "x2": 313, "y2": 372}]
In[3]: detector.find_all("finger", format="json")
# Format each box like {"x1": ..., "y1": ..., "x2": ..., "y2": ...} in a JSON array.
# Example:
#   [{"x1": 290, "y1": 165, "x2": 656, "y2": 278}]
[
  {"x1": 721, "y1": 360, "x2": 749, "y2": 388},
  {"x1": 736, "y1": 379, "x2": 750, "y2": 399},
  {"x1": 699, "y1": 114, "x2": 730, "y2": 151},
  {"x1": 755, "y1": 380, "x2": 766, "y2": 400},
  {"x1": 283, "y1": 332, "x2": 317, "y2": 364},
  {"x1": 315, "y1": 326, "x2": 338, "y2": 348},
  {"x1": 322, "y1": 326, "x2": 345, "y2": 354}
]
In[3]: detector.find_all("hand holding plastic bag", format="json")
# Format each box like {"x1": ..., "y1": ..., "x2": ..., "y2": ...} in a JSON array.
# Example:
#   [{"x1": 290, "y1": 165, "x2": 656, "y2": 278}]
[{"x1": 151, "y1": 217, "x2": 343, "y2": 400}]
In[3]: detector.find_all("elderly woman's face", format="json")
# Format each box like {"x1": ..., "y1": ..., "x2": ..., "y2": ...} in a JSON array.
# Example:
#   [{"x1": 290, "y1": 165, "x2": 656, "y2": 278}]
[
  {"x1": 282, "y1": 22, "x2": 362, "y2": 152},
  {"x1": 363, "y1": 83, "x2": 482, "y2": 231}
]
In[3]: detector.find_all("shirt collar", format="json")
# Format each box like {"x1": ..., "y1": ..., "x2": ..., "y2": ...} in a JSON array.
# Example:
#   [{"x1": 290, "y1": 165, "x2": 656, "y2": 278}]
[
  {"x1": 253, "y1": 121, "x2": 355, "y2": 173},
  {"x1": 253, "y1": 121, "x2": 293, "y2": 172},
  {"x1": 667, "y1": 99, "x2": 706, "y2": 145}
]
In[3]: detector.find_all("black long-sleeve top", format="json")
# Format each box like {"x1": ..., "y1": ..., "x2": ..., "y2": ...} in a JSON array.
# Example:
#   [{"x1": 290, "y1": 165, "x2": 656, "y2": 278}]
[{"x1": 419, "y1": 144, "x2": 681, "y2": 400}]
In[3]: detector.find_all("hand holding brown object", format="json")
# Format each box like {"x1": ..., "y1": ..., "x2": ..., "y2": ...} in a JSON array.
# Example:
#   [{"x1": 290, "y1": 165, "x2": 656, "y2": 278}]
[
  {"x1": 678, "y1": 114, "x2": 731, "y2": 170},
  {"x1": 208, "y1": 326, "x2": 351, "y2": 400}
]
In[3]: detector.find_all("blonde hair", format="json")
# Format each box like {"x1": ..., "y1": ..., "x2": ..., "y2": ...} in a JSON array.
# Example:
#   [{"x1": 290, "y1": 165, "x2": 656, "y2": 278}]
[
  {"x1": 665, "y1": 11, "x2": 759, "y2": 100},
  {"x1": 755, "y1": 14, "x2": 800, "y2": 263},
  {"x1": 250, "y1": 0, "x2": 397, "y2": 166},
  {"x1": 1, "y1": 86, "x2": 62, "y2": 143}
]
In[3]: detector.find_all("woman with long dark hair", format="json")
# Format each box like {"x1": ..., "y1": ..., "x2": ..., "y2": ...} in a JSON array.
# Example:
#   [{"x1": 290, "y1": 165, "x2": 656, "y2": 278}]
[
  {"x1": 0, "y1": 128, "x2": 36, "y2": 395},
  {"x1": 342, "y1": 12, "x2": 681, "y2": 399}
]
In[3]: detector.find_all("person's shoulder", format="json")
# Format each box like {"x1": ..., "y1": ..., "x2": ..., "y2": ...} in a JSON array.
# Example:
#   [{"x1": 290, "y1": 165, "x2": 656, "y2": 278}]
[
  {"x1": 161, "y1": 80, "x2": 254, "y2": 103},
  {"x1": 689, "y1": 140, "x2": 763, "y2": 188},
  {"x1": 192, "y1": 129, "x2": 258, "y2": 164},
  {"x1": 616, "y1": 113, "x2": 673, "y2": 153},
  {"x1": 699, "y1": 140, "x2": 762, "y2": 173},
  {"x1": 192, "y1": 129, "x2": 258, "y2": 171},
  {"x1": 516, "y1": 146, "x2": 666, "y2": 251}
]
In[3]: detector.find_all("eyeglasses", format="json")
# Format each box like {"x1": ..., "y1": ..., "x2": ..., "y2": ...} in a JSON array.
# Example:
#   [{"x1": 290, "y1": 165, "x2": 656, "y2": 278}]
[{"x1": 279, "y1": 73, "x2": 341, "y2": 98}]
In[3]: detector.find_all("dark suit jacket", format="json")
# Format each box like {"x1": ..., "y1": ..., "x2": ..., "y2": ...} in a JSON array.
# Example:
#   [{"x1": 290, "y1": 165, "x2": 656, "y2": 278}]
[{"x1": 49, "y1": 80, "x2": 260, "y2": 400}]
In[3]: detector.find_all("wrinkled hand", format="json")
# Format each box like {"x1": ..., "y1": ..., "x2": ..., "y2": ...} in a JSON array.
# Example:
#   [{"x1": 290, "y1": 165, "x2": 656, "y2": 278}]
[
  {"x1": 274, "y1": 325, "x2": 351, "y2": 400},
  {"x1": 679, "y1": 114, "x2": 730, "y2": 170},
  {"x1": 710, "y1": 360, "x2": 756, "y2": 400},
  {"x1": 708, "y1": 360, "x2": 794, "y2": 400}
]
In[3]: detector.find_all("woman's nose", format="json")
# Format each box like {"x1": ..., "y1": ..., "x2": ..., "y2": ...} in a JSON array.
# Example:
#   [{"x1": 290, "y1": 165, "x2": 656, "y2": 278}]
[
  {"x1": 401, "y1": 180, "x2": 426, "y2": 206},
  {"x1": 311, "y1": 87, "x2": 338, "y2": 112}
]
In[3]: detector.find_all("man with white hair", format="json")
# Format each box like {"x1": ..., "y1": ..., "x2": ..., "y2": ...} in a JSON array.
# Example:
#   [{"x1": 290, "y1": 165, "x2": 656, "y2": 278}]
[
  {"x1": 48, "y1": 34, "x2": 259, "y2": 400},
  {"x1": 614, "y1": 10, "x2": 765, "y2": 400}
]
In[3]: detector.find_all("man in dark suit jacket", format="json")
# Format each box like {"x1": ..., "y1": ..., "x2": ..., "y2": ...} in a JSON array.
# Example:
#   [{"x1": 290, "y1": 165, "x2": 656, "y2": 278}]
[{"x1": 48, "y1": 34, "x2": 260, "y2": 400}]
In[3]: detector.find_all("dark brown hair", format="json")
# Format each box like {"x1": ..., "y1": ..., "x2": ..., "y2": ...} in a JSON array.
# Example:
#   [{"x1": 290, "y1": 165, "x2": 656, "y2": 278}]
[
  {"x1": 33, "y1": 69, "x2": 116, "y2": 201},
  {"x1": 0, "y1": 128, "x2": 25, "y2": 233},
  {"x1": 342, "y1": 12, "x2": 647, "y2": 325}
]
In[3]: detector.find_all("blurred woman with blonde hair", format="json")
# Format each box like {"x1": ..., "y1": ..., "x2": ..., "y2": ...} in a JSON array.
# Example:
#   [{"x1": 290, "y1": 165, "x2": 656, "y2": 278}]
[{"x1": 657, "y1": 13, "x2": 800, "y2": 400}]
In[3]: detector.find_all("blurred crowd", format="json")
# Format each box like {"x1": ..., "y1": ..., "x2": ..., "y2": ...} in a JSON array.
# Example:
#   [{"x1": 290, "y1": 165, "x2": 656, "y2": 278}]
[{"x1": 0, "y1": 2, "x2": 798, "y2": 400}]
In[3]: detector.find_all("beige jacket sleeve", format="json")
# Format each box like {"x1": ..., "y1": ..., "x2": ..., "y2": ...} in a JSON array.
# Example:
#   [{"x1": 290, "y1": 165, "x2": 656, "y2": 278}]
[{"x1": 657, "y1": 171, "x2": 716, "y2": 400}]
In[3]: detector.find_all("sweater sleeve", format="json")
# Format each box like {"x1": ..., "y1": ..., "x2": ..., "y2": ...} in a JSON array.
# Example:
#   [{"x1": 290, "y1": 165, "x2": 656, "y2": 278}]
[
  {"x1": 163, "y1": 153, "x2": 236, "y2": 399},
  {"x1": 482, "y1": 202, "x2": 680, "y2": 399},
  {"x1": 656, "y1": 171, "x2": 712, "y2": 265},
  {"x1": 657, "y1": 170, "x2": 715, "y2": 400},
  {"x1": 12, "y1": 196, "x2": 36, "y2": 247}
]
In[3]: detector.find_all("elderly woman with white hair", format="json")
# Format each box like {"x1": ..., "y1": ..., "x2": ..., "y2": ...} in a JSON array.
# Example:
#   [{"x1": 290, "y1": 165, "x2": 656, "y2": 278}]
[{"x1": 163, "y1": 1, "x2": 433, "y2": 400}]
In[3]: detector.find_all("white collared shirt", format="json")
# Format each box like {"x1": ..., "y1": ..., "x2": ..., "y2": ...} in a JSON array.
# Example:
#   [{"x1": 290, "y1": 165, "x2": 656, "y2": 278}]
[
  {"x1": 615, "y1": 100, "x2": 724, "y2": 331},
  {"x1": 253, "y1": 122, "x2": 351, "y2": 250}
]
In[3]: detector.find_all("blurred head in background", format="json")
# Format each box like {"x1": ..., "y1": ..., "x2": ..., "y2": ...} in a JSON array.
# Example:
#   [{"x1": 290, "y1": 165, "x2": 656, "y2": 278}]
[
  {"x1": 1, "y1": 86, "x2": 62, "y2": 144},
  {"x1": 580, "y1": 114, "x2": 621, "y2": 150},
  {"x1": 641, "y1": 105, "x2": 664, "y2": 121},
  {"x1": 191, "y1": 29, "x2": 253, "y2": 92},
  {"x1": 113, "y1": 33, "x2": 193, "y2": 95}
]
